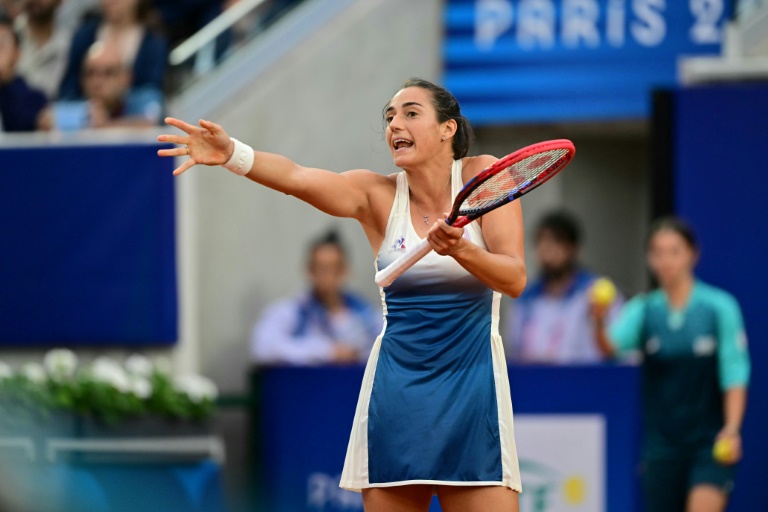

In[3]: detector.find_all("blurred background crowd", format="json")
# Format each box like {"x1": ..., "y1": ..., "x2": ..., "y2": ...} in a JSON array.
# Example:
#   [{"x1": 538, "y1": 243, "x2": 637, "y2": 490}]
[{"x1": 0, "y1": 0, "x2": 302, "y2": 131}]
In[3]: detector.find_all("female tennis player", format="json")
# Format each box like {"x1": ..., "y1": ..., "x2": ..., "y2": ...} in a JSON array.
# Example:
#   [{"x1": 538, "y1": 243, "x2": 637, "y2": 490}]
[
  {"x1": 593, "y1": 217, "x2": 750, "y2": 512},
  {"x1": 158, "y1": 78, "x2": 525, "y2": 512}
]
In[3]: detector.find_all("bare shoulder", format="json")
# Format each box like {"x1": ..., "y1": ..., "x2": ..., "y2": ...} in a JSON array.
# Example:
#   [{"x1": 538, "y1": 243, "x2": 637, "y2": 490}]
[
  {"x1": 330, "y1": 169, "x2": 398, "y2": 251},
  {"x1": 340, "y1": 169, "x2": 397, "y2": 234},
  {"x1": 341, "y1": 168, "x2": 397, "y2": 189},
  {"x1": 461, "y1": 154, "x2": 498, "y2": 183}
]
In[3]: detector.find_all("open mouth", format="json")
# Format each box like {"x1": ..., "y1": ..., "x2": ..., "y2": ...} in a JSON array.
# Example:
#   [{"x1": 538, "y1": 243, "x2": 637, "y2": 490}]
[{"x1": 393, "y1": 138, "x2": 414, "y2": 151}]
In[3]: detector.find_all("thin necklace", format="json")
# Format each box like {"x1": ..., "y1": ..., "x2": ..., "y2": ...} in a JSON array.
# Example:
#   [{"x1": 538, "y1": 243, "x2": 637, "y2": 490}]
[{"x1": 410, "y1": 172, "x2": 452, "y2": 225}]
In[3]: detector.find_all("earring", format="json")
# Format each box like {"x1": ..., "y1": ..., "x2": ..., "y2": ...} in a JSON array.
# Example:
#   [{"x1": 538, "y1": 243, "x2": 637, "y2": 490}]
[{"x1": 442, "y1": 136, "x2": 446, "y2": 141}]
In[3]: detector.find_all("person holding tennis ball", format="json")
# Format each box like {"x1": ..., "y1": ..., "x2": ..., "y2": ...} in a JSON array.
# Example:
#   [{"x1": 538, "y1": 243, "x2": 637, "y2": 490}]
[
  {"x1": 593, "y1": 217, "x2": 750, "y2": 512},
  {"x1": 506, "y1": 211, "x2": 623, "y2": 364},
  {"x1": 158, "y1": 78, "x2": 528, "y2": 512}
]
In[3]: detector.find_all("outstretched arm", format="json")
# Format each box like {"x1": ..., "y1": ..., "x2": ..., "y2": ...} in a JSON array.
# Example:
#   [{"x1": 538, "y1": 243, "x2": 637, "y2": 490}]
[{"x1": 157, "y1": 117, "x2": 373, "y2": 220}]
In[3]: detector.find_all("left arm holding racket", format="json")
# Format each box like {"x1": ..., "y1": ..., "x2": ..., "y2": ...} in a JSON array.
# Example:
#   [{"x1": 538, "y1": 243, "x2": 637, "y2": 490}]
[
  {"x1": 374, "y1": 140, "x2": 576, "y2": 287},
  {"x1": 429, "y1": 167, "x2": 527, "y2": 297},
  {"x1": 428, "y1": 187, "x2": 527, "y2": 297}
]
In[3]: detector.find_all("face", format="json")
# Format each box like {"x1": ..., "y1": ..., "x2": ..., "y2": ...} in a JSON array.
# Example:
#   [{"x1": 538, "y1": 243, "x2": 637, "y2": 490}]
[
  {"x1": 384, "y1": 87, "x2": 455, "y2": 168},
  {"x1": 308, "y1": 245, "x2": 347, "y2": 297},
  {"x1": 1, "y1": 0, "x2": 26, "y2": 20},
  {"x1": 0, "y1": 25, "x2": 18, "y2": 83},
  {"x1": 25, "y1": 0, "x2": 60, "y2": 20},
  {"x1": 647, "y1": 230, "x2": 697, "y2": 287},
  {"x1": 82, "y1": 47, "x2": 130, "y2": 105},
  {"x1": 536, "y1": 230, "x2": 578, "y2": 279},
  {"x1": 101, "y1": 0, "x2": 140, "y2": 22}
]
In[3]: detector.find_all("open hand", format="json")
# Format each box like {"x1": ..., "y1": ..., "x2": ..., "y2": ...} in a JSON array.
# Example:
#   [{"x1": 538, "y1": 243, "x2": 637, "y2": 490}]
[
  {"x1": 427, "y1": 214, "x2": 466, "y2": 256},
  {"x1": 157, "y1": 117, "x2": 234, "y2": 176}
]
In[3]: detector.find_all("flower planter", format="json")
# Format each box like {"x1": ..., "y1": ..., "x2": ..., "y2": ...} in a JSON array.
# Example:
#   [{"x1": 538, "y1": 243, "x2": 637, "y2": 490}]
[
  {"x1": 0, "y1": 406, "x2": 79, "y2": 439},
  {"x1": 79, "y1": 415, "x2": 212, "y2": 438}
]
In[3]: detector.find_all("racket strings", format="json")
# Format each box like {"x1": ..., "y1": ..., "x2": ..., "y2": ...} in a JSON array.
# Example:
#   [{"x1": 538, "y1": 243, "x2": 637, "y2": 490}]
[{"x1": 459, "y1": 149, "x2": 570, "y2": 215}]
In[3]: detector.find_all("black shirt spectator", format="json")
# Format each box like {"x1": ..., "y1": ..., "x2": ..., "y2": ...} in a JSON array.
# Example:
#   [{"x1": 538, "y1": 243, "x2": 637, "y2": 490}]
[{"x1": 0, "y1": 15, "x2": 47, "y2": 131}]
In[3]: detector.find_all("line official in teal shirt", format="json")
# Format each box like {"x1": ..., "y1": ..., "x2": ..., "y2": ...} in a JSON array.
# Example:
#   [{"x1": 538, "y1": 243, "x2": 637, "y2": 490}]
[{"x1": 594, "y1": 217, "x2": 750, "y2": 512}]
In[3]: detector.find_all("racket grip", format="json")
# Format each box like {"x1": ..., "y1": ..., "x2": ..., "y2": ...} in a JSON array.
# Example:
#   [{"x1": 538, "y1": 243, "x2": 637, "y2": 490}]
[{"x1": 374, "y1": 238, "x2": 433, "y2": 287}]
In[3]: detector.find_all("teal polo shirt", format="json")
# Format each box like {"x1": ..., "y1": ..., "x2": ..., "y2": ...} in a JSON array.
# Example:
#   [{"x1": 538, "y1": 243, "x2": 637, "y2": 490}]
[{"x1": 609, "y1": 280, "x2": 750, "y2": 459}]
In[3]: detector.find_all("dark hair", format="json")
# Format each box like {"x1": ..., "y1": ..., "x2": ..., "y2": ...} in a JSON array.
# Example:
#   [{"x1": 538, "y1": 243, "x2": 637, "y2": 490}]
[
  {"x1": 307, "y1": 229, "x2": 347, "y2": 263},
  {"x1": 0, "y1": 15, "x2": 19, "y2": 47},
  {"x1": 136, "y1": 0, "x2": 155, "y2": 24},
  {"x1": 647, "y1": 216, "x2": 698, "y2": 251},
  {"x1": 537, "y1": 211, "x2": 582, "y2": 246},
  {"x1": 383, "y1": 78, "x2": 474, "y2": 159},
  {"x1": 88, "y1": 0, "x2": 154, "y2": 24}
]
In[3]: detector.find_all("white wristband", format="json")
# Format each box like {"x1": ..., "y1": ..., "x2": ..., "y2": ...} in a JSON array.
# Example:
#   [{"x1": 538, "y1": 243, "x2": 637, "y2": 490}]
[{"x1": 222, "y1": 138, "x2": 254, "y2": 176}]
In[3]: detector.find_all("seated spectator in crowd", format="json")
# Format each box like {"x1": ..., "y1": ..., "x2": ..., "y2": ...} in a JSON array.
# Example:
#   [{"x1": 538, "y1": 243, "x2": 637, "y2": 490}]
[
  {"x1": 505, "y1": 211, "x2": 622, "y2": 364},
  {"x1": 0, "y1": 15, "x2": 48, "y2": 132},
  {"x1": 39, "y1": 41, "x2": 162, "y2": 129},
  {"x1": 15, "y1": 0, "x2": 71, "y2": 99},
  {"x1": 55, "y1": 0, "x2": 99, "y2": 34},
  {"x1": 0, "y1": 0, "x2": 25, "y2": 22},
  {"x1": 252, "y1": 230, "x2": 381, "y2": 366},
  {"x1": 58, "y1": 0, "x2": 167, "y2": 100},
  {"x1": 153, "y1": 0, "x2": 225, "y2": 49}
]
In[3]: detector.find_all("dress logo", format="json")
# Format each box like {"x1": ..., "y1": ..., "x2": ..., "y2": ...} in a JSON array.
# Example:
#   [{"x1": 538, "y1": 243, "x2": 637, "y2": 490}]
[{"x1": 392, "y1": 236, "x2": 406, "y2": 252}]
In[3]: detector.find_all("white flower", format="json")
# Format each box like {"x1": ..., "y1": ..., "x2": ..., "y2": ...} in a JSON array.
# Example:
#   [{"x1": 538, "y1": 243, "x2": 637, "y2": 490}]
[
  {"x1": 125, "y1": 354, "x2": 153, "y2": 377},
  {"x1": 174, "y1": 374, "x2": 218, "y2": 403},
  {"x1": 0, "y1": 360, "x2": 13, "y2": 380},
  {"x1": 44, "y1": 349, "x2": 78, "y2": 380},
  {"x1": 21, "y1": 362, "x2": 46, "y2": 384},
  {"x1": 130, "y1": 377, "x2": 153, "y2": 399},
  {"x1": 91, "y1": 357, "x2": 131, "y2": 393},
  {"x1": 152, "y1": 356, "x2": 172, "y2": 375}
]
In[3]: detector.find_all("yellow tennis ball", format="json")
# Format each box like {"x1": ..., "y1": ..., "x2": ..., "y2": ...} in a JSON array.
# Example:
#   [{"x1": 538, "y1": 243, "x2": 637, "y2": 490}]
[
  {"x1": 591, "y1": 278, "x2": 617, "y2": 306},
  {"x1": 713, "y1": 438, "x2": 734, "y2": 464}
]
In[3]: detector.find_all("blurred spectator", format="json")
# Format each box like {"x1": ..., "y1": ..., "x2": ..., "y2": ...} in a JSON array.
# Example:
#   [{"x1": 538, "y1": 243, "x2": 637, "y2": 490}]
[
  {"x1": 252, "y1": 230, "x2": 381, "y2": 366},
  {"x1": 0, "y1": 0, "x2": 25, "y2": 22},
  {"x1": 0, "y1": 15, "x2": 48, "y2": 132},
  {"x1": 505, "y1": 211, "x2": 622, "y2": 364},
  {"x1": 55, "y1": 0, "x2": 99, "y2": 34},
  {"x1": 15, "y1": 0, "x2": 71, "y2": 99},
  {"x1": 58, "y1": 0, "x2": 167, "y2": 100},
  {"x1": 153, "y1": 0, "x2": 224, "y2": 48},
  {"x1": 39, "y1": 41, "x2": 162, "y2": 129}
]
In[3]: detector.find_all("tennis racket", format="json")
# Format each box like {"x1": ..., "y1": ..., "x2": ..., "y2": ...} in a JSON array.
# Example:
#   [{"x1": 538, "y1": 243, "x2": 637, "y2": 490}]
[{"x1": 375, "y1": 139, "x2": 575, "y2": 287}]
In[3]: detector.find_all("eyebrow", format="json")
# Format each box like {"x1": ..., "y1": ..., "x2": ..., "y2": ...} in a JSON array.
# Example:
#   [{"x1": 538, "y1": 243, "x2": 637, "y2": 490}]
[{"x1": 385, "y1": 101, "x2": 424, "y2": 113}]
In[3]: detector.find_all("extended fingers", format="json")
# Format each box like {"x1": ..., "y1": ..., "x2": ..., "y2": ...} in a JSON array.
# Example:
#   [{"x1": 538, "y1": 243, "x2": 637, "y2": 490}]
[
  {"x1": 164, "y1": 116, "x2": 197, "y2": 134},
  {"x1": 157, "y1": 147, "x2": 188, "y2": 157},
  {"x1": 199, "y1": 119, "x2": 221, "y2": 133},
  {"x1": 157, "y1": 133, "x2": 190, "y2": 145},
  {"x1": 172, "y1": 158, "x2": 197, "y2": 176}
]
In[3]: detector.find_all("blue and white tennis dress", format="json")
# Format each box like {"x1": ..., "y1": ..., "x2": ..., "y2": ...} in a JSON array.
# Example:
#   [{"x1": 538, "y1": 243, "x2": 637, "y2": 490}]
[{"x1": 340, "y1": 160, "x2": 522, "y2": 492}]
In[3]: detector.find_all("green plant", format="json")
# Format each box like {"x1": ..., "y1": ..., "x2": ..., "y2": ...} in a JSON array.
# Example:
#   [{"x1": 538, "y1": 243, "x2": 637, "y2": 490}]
[{"x1": 0, "y1": 351, "x2": 218, "y2": 425}]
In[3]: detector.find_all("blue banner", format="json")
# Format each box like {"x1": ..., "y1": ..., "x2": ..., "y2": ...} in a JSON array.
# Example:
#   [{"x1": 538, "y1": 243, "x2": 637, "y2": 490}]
[
  {"x1": 444, "y1": 0, "x2": 731, "y2": 124},
  {"x1": 256, "y1": 365, "x2": 642, "y2": 512},
  {"x1": 674, "y1": 83, "x2": 768, "y2": 512},
  {"x1": 0, "y1": 142, "x2": 178, "y2": 346}
]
